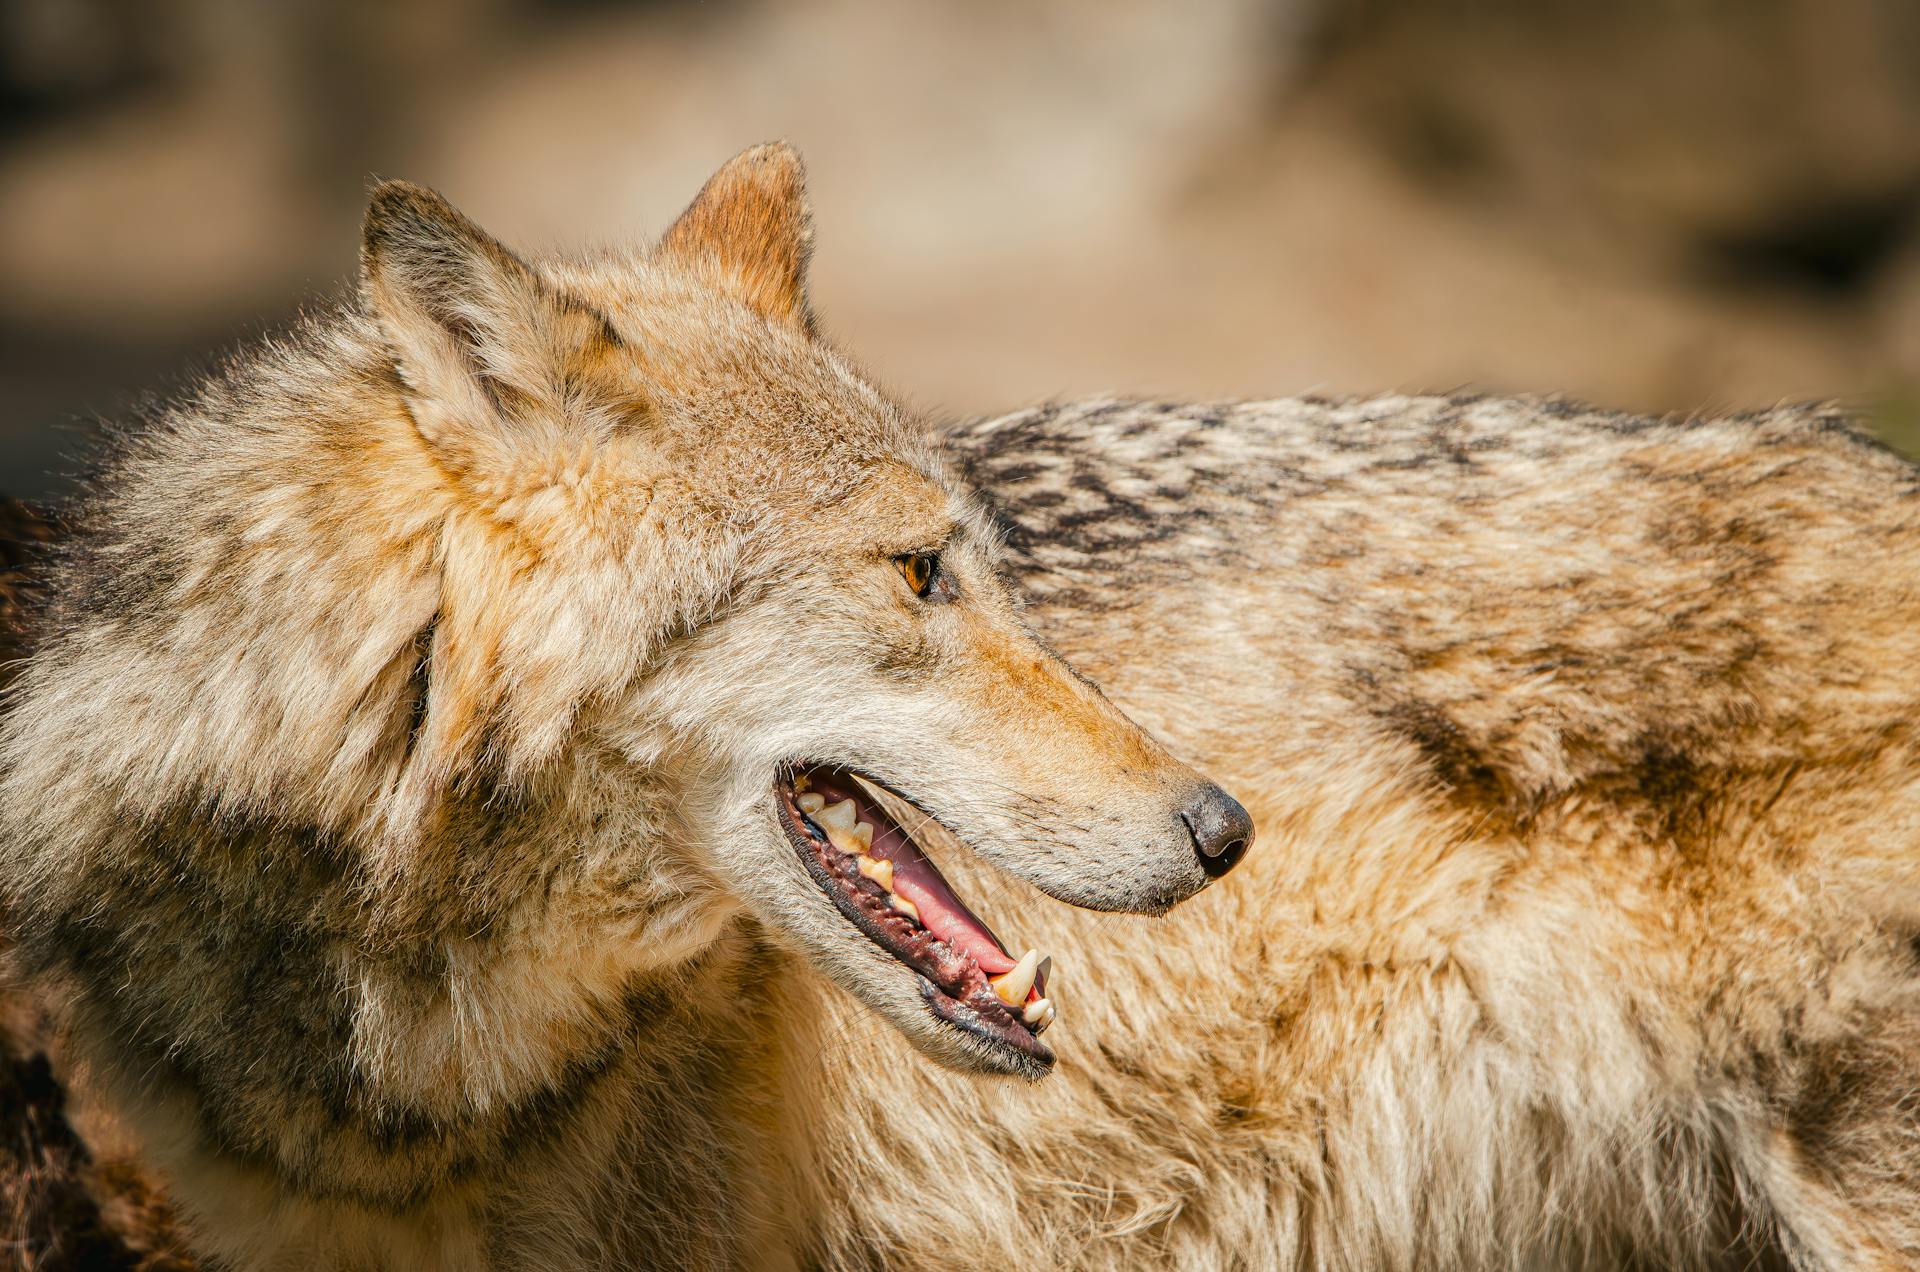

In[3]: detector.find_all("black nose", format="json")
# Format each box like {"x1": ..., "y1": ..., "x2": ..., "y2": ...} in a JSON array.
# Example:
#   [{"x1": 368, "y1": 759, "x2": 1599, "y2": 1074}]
[{"x1": 1181, "y1": 784, "x2": 1253, "y2": 878}]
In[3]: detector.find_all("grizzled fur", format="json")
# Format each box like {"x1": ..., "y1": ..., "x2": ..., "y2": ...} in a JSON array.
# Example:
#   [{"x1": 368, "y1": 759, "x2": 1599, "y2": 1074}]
[
  {"x1": 5, "y1": 145, "x2": 1920, "y2": 1269},
  {"x1": 0, "y1": 146, "x2": 1228, "y2": 1269},
  {"x1": 781, "y1": 395, "x2": 1920, "y2": 1269},
  {"x1": 0, "y1": 500, "x2": 52, "y2": 690}
]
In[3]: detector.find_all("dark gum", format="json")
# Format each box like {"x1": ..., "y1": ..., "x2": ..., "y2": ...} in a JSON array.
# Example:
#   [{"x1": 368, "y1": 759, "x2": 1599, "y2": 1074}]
[{"x1": 776, "y1": 775, "x2": 1050, "y2": 1055}]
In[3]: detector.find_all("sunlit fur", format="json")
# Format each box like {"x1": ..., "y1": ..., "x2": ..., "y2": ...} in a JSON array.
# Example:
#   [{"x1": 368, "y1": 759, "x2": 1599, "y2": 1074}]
[
  {"x1": 0, "y1": 146, "x2": 1223, "y2": 1268},
  {"x1": 778, "y1": 393, "x2": 1920, "y2": 1271},
  {"x1": 5, "y1": 146, "x2": 1920, "y2": 1269}
]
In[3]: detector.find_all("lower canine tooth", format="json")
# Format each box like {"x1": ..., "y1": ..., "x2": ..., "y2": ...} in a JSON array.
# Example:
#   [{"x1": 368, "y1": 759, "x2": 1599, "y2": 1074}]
[
  {"x1": 890, "y1": 895, "x2": 920, "y2": 921},
  {"x1": 797, "y1": 793, "x2": 825, "y2": 814},
  {"x1": 1022, "y1": 995, "x2": 1051, "y2": 1025},
  {"x1": 990, "y1": 949, "x2": 1041, "y2": 1008},
  {"x1": 857, "y1": 854, "x2": 894, "y2": 890}
]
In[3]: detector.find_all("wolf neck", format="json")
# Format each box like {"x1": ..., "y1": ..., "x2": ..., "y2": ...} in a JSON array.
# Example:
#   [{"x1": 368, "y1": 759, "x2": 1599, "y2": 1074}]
[
  {"x1": 39, "y1": 772, "x2": 754, "y2": 1219},
  {"x1": 340, "y1": 778, "x2": 745, "y2": 1120},
  {"x1": 0, "y1": 317, "x2": 776, "y2": 1237}
]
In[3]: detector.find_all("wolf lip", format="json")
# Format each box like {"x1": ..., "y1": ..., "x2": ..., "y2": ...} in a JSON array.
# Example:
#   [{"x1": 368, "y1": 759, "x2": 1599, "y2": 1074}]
[{"x1": 774, "y1": 764, "x2": 1055, "y2": 1067}]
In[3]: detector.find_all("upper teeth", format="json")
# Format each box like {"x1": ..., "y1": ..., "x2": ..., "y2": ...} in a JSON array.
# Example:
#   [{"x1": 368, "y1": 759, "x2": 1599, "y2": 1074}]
[
  {"x1": 815, "y1": 799, "x2": 857, "y2": 833},
  {"x1": 990, "y1": 948, "x2": 1040, "y2": 1009},
  {"x1": 797, "y1": 792, "x2": 826, "y2": 814}
]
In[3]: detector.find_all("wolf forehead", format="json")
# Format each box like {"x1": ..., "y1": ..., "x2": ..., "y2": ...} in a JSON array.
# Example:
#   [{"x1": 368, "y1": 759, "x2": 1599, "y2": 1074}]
[
  {"x1": 351, "y1": 144, "x2": 956, "y2": 544},
  {"x1": 543, "y1": 261, "x2": 920, "y2": 492},
  {"x1": 423, "y1": 260, "x2": 943, "y2": 554}
]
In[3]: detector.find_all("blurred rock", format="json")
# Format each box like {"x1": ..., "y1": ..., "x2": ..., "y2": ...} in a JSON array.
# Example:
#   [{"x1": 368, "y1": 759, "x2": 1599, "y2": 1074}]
[{"x1": 3, "y1": 0, "x2": 1918, "y2": 497}]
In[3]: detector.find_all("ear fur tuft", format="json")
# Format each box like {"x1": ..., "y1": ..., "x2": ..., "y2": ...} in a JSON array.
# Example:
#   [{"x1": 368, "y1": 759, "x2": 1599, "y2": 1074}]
[
  {"x1": 361, "y1": 180, "x2": 622, "y2": 463},
  {"x1": 659, "y1": 142, "x2": 815, "y2": 333}
]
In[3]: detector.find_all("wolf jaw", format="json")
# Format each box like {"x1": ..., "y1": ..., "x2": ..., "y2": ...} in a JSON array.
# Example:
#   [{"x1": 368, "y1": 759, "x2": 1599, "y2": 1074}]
[{"x1": 775, "y1": 765, "x2": 1056, "y2": 1069}]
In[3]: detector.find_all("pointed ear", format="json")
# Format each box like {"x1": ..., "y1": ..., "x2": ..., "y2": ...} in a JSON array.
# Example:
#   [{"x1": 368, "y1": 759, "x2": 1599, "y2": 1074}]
[
  {"x1": 658, "y1": 142, "x2": 814, "y2": 333},
  {"x1": 361, "y1": 181, "x2": 620, "y2": 459}
]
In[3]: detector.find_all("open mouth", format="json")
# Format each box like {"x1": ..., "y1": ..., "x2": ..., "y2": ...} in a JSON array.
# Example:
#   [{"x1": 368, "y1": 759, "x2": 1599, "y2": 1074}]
[{"x1": 774, "y1": 763, "x2": 1056, "y2": 1069}]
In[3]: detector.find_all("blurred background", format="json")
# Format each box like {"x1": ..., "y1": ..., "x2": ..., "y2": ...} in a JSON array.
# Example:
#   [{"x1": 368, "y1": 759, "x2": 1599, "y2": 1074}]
[{"x1": 4, "y1": 0, "x2": 1920, "y2": 499}]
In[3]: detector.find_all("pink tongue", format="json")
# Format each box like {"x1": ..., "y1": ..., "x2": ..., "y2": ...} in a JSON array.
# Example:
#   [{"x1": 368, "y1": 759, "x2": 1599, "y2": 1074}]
[
  {"x1": 875, "y1": 826, "x2": 1017, "y2": 978},
  {"x1": 809, "y1": 775, "x2": 1017, "y2": 977}
]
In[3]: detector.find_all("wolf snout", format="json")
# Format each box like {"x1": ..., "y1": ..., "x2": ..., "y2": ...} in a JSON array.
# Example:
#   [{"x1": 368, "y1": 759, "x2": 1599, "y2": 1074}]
[{"x1": 1181, "y1": 784, "x2": 1254, "y2": 879}]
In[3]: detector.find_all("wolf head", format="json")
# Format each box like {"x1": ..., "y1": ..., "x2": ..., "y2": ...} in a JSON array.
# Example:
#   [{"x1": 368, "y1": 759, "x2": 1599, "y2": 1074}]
[
  {"x1": 2, "y1": 145, "x2": 1249, "y2": 1081},
  {"x1": 357, "y1": 144, "x2": 1254, "y2": 1075}
]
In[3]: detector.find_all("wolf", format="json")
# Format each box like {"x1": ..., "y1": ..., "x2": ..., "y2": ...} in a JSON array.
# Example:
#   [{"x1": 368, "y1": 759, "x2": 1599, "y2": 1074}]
[
  {"x1": 0, "y1": 145, "x2": 1247, "y2": 1268},
  {"x1": 1, "y1": 143, "x2": 1917, "y2": 1270}
]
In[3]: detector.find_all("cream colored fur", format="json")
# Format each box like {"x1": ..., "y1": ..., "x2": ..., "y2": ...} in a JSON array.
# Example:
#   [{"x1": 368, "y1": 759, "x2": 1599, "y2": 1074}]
[{"x1": 3, "y1": 147, "x2": 1917, "y2": 1270}]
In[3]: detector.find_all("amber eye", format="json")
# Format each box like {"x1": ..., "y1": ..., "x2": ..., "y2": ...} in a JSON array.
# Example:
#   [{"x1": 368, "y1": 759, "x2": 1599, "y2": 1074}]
[
  {"x1": 895, "y1": 552, "x2": 934, "y2": 597},
  {"x1": 893, "y1": 551, "x2": 952, "y2": 602}
]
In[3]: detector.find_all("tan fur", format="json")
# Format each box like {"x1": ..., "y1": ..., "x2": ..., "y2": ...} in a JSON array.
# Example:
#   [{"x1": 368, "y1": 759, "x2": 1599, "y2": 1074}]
[
  {"x1": 658, "y1": 142, "x2": 815, "y2": 333},
  {"x1": 3, "y1": 147, "x2": 1917, "y2": 1269}
]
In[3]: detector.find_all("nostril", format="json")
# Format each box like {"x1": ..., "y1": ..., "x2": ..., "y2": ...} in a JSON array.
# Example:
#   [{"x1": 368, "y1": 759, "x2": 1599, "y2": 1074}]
[
  {"x1": 1181, "y1": 784, "x2": 1254, "y2": 879},
  {"x1": 1194, "y1": 831, "x2": 1250, "y2": 879}
]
